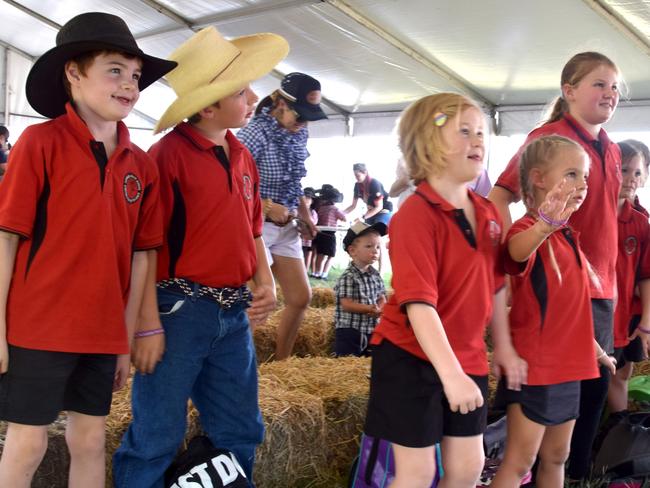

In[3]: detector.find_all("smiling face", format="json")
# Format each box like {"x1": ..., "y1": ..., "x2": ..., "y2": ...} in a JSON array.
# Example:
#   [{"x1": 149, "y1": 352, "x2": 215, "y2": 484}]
[
  {"x1": 620, "y1": 153, "x2": 645, "y2": 203},
  {"x1": 66, "y1": 52, "x2": 142, "y2": 124},
  {"x1": 564, "y1": 63, "x2": 620, "y2": 128},
  {"x1": 539, "y1": 146, "x2": 590, "y2": 212},
  {"x1": 439, "y1": 106, "x2": 486, "y2": 183}
]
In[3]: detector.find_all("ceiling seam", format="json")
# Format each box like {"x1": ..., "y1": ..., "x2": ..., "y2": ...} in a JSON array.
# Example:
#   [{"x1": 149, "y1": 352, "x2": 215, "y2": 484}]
[{"x1": 323, "y1": 0, "x2": 494, "y2": 109}]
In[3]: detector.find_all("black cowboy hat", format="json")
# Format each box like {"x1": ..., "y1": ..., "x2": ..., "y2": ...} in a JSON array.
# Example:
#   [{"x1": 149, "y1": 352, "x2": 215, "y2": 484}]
[{"x1": 26, "y1": 12, "x2": 177, "y2": 119}]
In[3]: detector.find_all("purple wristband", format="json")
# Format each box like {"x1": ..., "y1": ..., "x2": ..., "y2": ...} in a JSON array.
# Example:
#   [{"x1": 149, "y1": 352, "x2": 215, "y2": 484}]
[
  {"x1": 638, "y1": 326, "x2": 650, "y2": 334},
  {"x1": 134, "y1": 328, "x2": 165, "y2": 339},
  {"x1": 538, "y1": 209, "x2": 568, "y2": 228}
]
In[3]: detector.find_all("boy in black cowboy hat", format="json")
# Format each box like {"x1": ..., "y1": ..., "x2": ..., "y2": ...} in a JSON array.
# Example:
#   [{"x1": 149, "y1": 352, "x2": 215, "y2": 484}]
[
  {"x1": 0, "y1": 12, "x2": 175, "y2": 487},
  {"x1": 113, "y1": 26, "x2": 288, "y2": 486}
]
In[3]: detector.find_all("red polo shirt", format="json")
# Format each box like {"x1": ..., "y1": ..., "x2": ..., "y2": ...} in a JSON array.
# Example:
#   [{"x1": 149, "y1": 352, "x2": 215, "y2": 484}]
[
  {"x1": 0, "y1": 103, "x2": 162, "y2": 354},
  {"x1": 495, "y1": 114, "x2": 621, "y2": 299},
  {"x1": 371, "y1": 181, "x2": 504, "y2": 375},
  {"x1": 614, "y1": 200, "x2": 650, "y2": 347},
  {"x1": 505, "y1": 216, "x2": 598, "y2": 385},
  {"x1": 152, "y1": 123, "x2": 262, "y2": 288}
]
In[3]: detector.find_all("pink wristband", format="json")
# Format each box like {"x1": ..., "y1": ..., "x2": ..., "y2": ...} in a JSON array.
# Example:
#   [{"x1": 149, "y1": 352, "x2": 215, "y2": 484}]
[
  {"x1": 638, "y1": 326, "x2": 650, "y2": 334},
  {"x1": 134, "y1": 328, "x2": 164, "y2": 339}
]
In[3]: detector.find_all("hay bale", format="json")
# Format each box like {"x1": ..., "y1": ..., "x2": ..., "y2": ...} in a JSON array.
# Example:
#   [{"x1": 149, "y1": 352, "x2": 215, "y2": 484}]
[
  {"x1": 255, "y1": 376, "x2": 328, "y2": 487},
  {"x1": 633, "y1": 360, "x2": 650, "y2": 377},
  {"x1": 254, "y1": 307, "x2": 335, "y2": 362},
  {"x1": 259, "y1": 356, "x2": 370, "y2": 477},
  {"x1": 311, "y1": 286, "x2": 336, "y2": 308}
]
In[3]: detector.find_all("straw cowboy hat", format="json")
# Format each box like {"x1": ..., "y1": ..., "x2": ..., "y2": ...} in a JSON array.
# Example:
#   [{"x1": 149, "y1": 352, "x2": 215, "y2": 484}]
[
  {"x1": 26, "y1": 12, "x2": 177, "y2": 119},
  {"x1": 154, "y1": 27, "x2": 289, "y2": 133}
]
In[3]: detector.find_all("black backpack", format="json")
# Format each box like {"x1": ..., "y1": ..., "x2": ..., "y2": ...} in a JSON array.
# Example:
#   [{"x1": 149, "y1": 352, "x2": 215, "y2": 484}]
[
  {"x1": 594, "y1": 412, "x2": 650, "y2": 478},
  {"x1": 164, "y1": 436, "x2": 250, "y2": 488}
]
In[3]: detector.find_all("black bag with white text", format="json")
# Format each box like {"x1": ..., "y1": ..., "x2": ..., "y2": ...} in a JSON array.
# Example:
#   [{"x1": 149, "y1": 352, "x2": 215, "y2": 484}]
[{"x1": 164, "y1": 435, "x2": 250, "y2": 488}]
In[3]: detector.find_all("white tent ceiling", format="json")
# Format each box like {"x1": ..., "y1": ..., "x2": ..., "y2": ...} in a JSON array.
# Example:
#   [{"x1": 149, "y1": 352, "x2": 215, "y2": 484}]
[{"x1": 2, "y1": 0, "x2": 650, "y2": 136}]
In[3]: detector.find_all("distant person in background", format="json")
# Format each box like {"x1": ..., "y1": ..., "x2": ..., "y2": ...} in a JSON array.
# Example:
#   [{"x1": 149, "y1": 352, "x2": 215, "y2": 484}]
[
  {"x1": 0, "y1": 126, "x2": 10, "y2": 177},
  {"x1": 390, "y1": 158, "x2": 492, "y2": 211},
  {"x1": 334, "y1": 221, "x2": 386, "y2": 357},
  {"x1": 312, "y1": 185, "x2": 346, "y2": 280},
  {"x1": 344, "y1": 163, "x2": 393, "y2": 225},
  {"x1": 238, "y1": 72, "x2": 328, "y2": 360},
  {"x1": 301, "y1": 187, "x2": 318, "y2": 274}
]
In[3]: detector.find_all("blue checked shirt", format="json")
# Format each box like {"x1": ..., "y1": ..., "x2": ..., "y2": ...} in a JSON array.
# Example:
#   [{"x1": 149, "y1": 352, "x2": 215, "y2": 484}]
[
  {"x1": 237, "y1": 108, "x2": 309, "y2": 210},
  {"x1": 334, "y1": 262, "x2": 386, "y2": 336}
]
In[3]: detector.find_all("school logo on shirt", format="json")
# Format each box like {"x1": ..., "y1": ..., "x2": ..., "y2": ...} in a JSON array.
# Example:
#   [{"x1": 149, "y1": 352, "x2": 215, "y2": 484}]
[
  {"x1": 242, "y1": 174, "x2": 253, "y2": 200},
  {"x1": 123, "y1": 173, "x2": 142, "y2": 204},
  {"x1": 625, "y1": 236, "x2": 638, "y2": 255},
  {"x1": 488, "y1": 219, "x2": 501, "y2": 246}
]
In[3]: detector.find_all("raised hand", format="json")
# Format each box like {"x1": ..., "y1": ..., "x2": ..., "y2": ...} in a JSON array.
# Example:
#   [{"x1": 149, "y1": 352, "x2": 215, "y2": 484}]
[{"x1": 537, "y1": 177, "x2": 576, "y2": 232}]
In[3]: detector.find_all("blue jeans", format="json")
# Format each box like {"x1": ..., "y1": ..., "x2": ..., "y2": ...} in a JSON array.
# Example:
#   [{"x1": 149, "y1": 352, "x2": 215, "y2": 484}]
[{"x1": 113, "y1": 286, "x2": 264, "y2": 488}]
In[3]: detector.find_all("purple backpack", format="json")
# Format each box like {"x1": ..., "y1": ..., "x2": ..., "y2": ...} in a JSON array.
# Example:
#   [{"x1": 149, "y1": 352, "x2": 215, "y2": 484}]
[{"x1": 349, "y1": 434, "x2": 441, "y2": 488}]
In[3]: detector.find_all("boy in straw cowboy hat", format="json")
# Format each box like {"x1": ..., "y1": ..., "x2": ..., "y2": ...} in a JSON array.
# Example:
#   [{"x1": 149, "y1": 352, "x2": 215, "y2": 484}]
[
  {"x1": 0, "y1": 11, "x2": 176, "y2": 487},
  {"x1": 113, "y1": 27, "x2": 288, "y2": 487}
]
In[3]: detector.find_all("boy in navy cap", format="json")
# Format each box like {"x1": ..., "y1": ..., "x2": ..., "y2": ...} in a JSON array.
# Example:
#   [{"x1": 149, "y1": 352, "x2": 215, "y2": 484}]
[
  {"x1": 333, "y1": 221, "x2": 387, "y2": 356},
  {"x1": 0, "y1": 12, "x2": 175, "y2": 487}
]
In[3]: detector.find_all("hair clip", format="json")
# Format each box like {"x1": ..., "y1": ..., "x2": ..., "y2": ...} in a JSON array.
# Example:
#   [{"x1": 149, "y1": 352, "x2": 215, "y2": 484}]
[{"x1": 433, "y1": 112, "x2": 448, "y2": 127}]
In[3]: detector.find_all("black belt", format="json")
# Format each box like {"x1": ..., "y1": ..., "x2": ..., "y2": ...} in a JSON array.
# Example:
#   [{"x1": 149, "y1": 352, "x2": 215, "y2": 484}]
[{"x1": 157, "y1": 278, "x2": 252, "y2": 309}]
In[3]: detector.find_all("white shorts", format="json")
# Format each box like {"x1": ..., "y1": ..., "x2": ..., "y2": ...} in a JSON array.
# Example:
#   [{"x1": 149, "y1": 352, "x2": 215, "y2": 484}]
[{"x1": 262, "y1": 222, "x2": 303, "y2": 265}]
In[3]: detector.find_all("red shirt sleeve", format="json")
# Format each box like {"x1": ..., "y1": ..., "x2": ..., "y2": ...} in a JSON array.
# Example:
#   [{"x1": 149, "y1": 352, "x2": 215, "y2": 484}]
[
  {"x1": 0, "y1": 126, "x2": 45, "y2": 238},
  {"x1": 494, "y1": 131, "x2": 545, "y2": 202},
  {"x1": 133, "y1": 155, "x2": 163, "y2": 250},
  {"x1": 249, "y1": 154, "x2": 263, "y2": 237},
  {"x1": 389, "y1": 206, "x2": 438, "y2": 307},
  {"x1": 503, "y1": 217, "x2": 537, "y2": 276},
  {"x1": 639, "y1": 221, "x2": 650, "y2": 281}
]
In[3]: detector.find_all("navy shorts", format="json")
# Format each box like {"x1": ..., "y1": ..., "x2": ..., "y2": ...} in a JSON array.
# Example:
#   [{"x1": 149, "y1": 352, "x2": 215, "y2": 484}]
[
  {"x1": 313, "y1": 231, "x2": 336, "y2": 257},
  {"x1": 334, "y1": 327, "x2": 372, "y2": 357},
  {"x1": 364, "y1": 340, "x2": 488, "y2": 448},
  {"x1": 592, "y1": 298, "x2": 614, "y2": 354},
  {"x1": 0, "y1": 345, "x2": 117, "y2": 425},
  {"x1": 614, "y1": 315, "x2": 645, "y2": 369},
  {"x1": 495, "y1": 379, "x2": 580, "y2": 426}
]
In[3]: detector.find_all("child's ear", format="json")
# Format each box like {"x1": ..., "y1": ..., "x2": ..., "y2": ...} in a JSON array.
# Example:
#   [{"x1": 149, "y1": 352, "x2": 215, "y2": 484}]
[
  {"x1": 562, "y1": 83, "x2": 575, "y2": 103},
  {"x1": 198, "y1": 105, "x2": 216, "y2": 119},
  {"x1": 529, "y1": 167, "x2": 546, "y2": 189},
  {"x1": 64, "y1": 61, "x2": 82, "y2": 86}
]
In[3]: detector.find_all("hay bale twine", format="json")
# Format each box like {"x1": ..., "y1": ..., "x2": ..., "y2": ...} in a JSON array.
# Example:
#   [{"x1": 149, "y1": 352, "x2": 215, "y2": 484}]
[
  {"x1": 310, "y1": 287, "x2": 336, "y2": 308},
  {"x1": 254, "y1": 306, "x2": 335, "y2": 362},
  {"x1": 259, "y1": 356, "x2": 370, "y2": 478}
]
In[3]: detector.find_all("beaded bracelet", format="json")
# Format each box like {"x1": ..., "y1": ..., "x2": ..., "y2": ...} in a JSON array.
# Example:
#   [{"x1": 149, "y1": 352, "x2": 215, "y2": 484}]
[
  {"x1": 538, "y1": 209, "x2": 568, "y2": 228},
  {"x1": 134, "y1": 328, "x2": 165, "y2": 339},
  {"x1": 638, "y1": 326, "x2": 650, "y2": 334}
]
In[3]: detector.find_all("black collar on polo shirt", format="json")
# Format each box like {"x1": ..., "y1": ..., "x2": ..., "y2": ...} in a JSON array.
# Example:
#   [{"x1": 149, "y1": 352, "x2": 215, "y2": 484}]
[
  {"x1": 61, "y1": 102, "x2": 132, "y2": 189},
  {"x1": 414, "y1": 180, "x2": 481, "y2": 249}
]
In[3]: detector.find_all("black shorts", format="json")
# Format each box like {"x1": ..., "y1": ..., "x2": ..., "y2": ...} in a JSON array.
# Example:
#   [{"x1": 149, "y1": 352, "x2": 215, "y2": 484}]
[
  {"x1": 334, "y1": 327, "x2": 372, "y2": 357},
  {"x1": 364, "y1": 340, "x2": 488, "y2": 448},
  {"x1": 313, "y1": 231, "x2": 337, "y2": 257},
  {"x1": 615, "y1": 315, "x2": 645, "y2": 369},
  {"x1": 495, "y1": 379, "x2": 580, "y2": 426},
  {"x1": 0, "y1": 345, "x2": 117, "y2": 425},
  {"x1": 592, "y1": 298, "x2": 614, "y2": 354}
]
